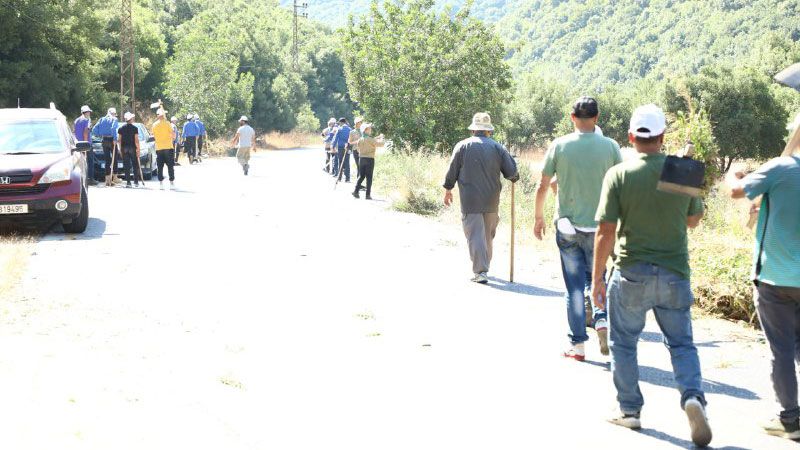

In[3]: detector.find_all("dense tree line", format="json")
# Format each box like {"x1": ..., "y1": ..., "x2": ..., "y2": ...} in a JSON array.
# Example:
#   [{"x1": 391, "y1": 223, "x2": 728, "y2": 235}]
[{"x1": 0, "y1": 0, "x2": 354, "y2": 134}]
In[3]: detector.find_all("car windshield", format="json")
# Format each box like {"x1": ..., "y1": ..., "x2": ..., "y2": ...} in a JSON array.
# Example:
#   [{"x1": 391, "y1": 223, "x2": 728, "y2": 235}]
[{"x1": 0, "y1": 120, "x2": 64, "y2": 154}]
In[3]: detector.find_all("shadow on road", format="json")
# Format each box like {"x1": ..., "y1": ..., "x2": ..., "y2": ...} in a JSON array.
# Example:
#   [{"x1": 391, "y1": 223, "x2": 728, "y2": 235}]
[
  {"x1": 638, "y1": 427, "x2": 753, "y2": 450},
  {"x1": 639, "y1": 331, "x2": 729, "y2": 348},
  {"x1": 486, "y1": 277, "x2": 563, "y2": 297},
  {"x1": 639, "y1": 364, "x2": 759, "y2": 400}
]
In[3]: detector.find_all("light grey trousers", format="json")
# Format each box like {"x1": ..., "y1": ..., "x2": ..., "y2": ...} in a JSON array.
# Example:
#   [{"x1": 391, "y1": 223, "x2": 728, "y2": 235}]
[{"x1": 462, "y1": 212, "x2": 499, "y2": 275}]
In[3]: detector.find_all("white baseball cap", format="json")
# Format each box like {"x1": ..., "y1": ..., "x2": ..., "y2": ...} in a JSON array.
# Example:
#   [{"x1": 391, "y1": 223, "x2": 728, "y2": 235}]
[
  {"x1": 193, "y1": 114, "x2": 200, "y2": 120},
  {"x1": 360, "y1": 123, "x2": 373, "y2": 133},
  {"x1": 170, "y1": 116, "x2": 177, "y2": 122},
  {"x1": 123, "y1": 112, "x2": 135, "y2": 121},
  {"x1": 354, "y1": 117, "x2": 364, "y2": 125},
  {"x1": 629, "y1": 104, "x2": 666, "y2": 138},
  {"x1": 186, "y1": 114, "x2": 193, "y2": 120},
  {"x1": 80, "y1": 105, "x2": 92, "y2": 113},
  {"x1": 107, "y1": 107, "x2": 117, "y2": 116},
  {"x1": 239, "y1": 116, "x2": 249, "y2": 122}
]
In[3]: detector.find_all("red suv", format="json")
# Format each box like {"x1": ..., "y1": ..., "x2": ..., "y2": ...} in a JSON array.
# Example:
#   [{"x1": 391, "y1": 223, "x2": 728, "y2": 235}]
[{"x1": 0, "y1": 107, "x2": 90, "y2": 233}]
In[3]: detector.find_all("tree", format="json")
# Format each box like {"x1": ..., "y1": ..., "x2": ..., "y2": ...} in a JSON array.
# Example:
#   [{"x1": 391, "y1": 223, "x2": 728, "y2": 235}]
[
  {"x1": 342, "y1": 0, "x2": 512, "y2": 152},
  {"x1": 503, "y1": 73, "x2": 568, "y2": 149},
  {"x1": 664, "y1": 66, "x2": 788, "y2": 171}
]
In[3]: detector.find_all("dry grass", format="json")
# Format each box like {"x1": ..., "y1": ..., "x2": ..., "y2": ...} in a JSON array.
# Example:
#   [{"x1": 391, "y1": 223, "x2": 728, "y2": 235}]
[{"x1": 0, "y1": 235, "x2": 35, "y2": 296}]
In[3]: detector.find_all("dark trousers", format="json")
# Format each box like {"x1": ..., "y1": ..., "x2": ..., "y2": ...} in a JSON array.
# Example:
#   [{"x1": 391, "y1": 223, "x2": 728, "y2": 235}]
[
  {"x1": 86, "y1": 147, "x2": 95, "y2": 180},
  {"x1": 355, "y1": 157, "x2": 374, "y2": 197},
  {"x1": 756, "y1": 282, "x2": 800, "y2": 421},
  {"x1": 198, "y1": 135, "x2": 204, "y2": 155},
  {"x1": 102, "y1": 137, "x2": 115, "y2": 176},
  {"x1": 174, "y1": 142, "x2": 181, "y2": 162},
  {"x1": 121, "y1": 147, "x2": 141, "y2": 183},
  {"x1": 184, "y1": 136, "x2": 197, "y2": 159},
  {"x1": 335, "y1": 146, "x2": 350, "y2": 181},
  {"x1": 156, "y1": 149, "x2": 175, "y2": 181}
]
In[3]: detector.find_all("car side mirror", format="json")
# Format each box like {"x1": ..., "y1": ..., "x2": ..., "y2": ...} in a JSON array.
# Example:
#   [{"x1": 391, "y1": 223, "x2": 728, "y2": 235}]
[
  {"x1": 75, "y1": 141, "x2": 91, "y2": 152},
  {"x1": 147, "y1": 136, "x2": 155, "y2": 143}
]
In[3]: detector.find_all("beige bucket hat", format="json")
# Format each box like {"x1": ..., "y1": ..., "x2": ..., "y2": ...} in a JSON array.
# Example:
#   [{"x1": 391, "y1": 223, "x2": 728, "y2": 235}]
[{"x1": 468, "y1": 112, "x2": 494, "y2": 131}]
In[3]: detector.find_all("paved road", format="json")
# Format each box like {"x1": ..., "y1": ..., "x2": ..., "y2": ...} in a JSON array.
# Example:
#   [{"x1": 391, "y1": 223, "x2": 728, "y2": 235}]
[{"x1": 0, "y1": 148, "x2": 793, "y2": 449}]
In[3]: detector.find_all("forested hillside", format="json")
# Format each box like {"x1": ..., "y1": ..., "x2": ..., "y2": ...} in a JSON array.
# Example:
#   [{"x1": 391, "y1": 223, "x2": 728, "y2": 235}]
[{"x1": 499, "y1": 0, "x2": 800, "y2": 88}]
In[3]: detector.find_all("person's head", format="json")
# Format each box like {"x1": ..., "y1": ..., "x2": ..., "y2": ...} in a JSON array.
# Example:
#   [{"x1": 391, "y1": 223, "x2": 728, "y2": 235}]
[
  {"x1": 186, "y1": 113, "x2": 193, "y2": 121},
  {"x1": 360, "y1": 123, "x2": 373, "y2": 135},
  {"x1": 80, "y1": 105, "x2": 92, "y2": 117},
  {"x1": 194, "y1": 114, "x2": 200, "y2": 121},
  {"x1": 239, "y1": 115, "x2": 249, "y2": 125},
  {"x1": 468, "y1": 112, "x2": 494, "y2": 137},
  {"x1": 354, "y1": 117, "x2": 363, "y2": 128},
  {"x1": 156, "y1": 108, "x2": 166, "y2": 119},
  {"x1": 570, "y1": 96, "x2": 599, "y2": 132},
  {"x1": 170, "y1": 116, "x2": 178, "y2": 124},
  {"x1": 327, "y1": 118, "x2": 336, "y2": 127},
  {"x1": 107, "y1": 107, "x2": 117, "y2": 117},
  {"x1": 628, "y1": 104, "x2": 666, "y2": 153},
  {"x1": 338, "y1": 117, "x2": 348, "y2": 126},
  {"x1": 123, "y1": 112, "x2": 135, "y2": 123}
]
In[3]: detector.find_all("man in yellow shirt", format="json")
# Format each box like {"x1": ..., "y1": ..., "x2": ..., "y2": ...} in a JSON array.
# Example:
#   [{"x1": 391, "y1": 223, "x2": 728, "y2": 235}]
[{"x1": 151, "y1": 108, "x2": 176, "y2": 189}]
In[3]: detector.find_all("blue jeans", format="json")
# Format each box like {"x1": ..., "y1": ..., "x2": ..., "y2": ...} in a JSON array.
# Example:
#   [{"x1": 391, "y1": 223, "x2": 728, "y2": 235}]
[
  {"x1": 556, "y1": 229, "x2": 606, "y2": 344},
  {"x1": 608, "y1": 262, "x2": 706, "y2": 414},
  {"x1": 334, "y1": 147, "x2": 350, "y2": 181}
]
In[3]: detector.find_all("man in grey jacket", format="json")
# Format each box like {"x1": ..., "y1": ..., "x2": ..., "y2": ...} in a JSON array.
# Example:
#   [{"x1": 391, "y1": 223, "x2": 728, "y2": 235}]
[{"x1": 443, "y1": 112, "x2": 519, "y2": 284}]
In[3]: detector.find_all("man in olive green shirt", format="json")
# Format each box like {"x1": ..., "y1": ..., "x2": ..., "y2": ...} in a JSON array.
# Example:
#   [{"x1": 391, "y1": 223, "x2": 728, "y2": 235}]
[
  {"x1": 534, "y1": 97, "x2": 622, "y2": 361},
  {"x1": 592, "y1": 104, "x2": 711, "y2": 447}
]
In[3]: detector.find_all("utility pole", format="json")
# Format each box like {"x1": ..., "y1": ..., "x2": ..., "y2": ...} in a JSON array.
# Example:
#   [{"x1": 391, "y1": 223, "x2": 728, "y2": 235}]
[
  {"x1": 292, "y1": 0, "x2": 308, "y2": 69},
  {"x1": 119, "y1": 0, "x2": 135, "y2": 114}
]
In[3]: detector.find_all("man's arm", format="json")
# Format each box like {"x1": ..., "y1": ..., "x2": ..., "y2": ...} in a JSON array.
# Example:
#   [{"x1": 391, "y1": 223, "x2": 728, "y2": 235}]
[
  {"x1": 725, "y1": 170, "x2": 748, "y2": 199},
  {"x1": 500, "y1": 147, "x2": 519, "y2": 182},
  {"x1": 687, "y1": 212, "x2": 703, "y2": 229},
  {"x1": 231, "y1": 131, "x2": 240, "y2": 147},
  {"x1": 82, "y1": 121, "x2": 90, "y2": 141},
  {"x1": 443, "y1": 146, "x2": 463, "y2": 206},
  {"x1": 591, "y1": 221, "x2": 617, "y2": 308},
  {"x1": 533, "y1": 175, "x2": 552, "y2": 240}
]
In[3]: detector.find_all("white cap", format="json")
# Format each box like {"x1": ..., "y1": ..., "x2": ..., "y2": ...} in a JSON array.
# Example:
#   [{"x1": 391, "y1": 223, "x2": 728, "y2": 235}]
[
  {"x1": 328, "y1": 117, "x2": 336, "y2": 125},
  {"x1": 186, "y1": 114, "x2": 193, "y2": 120},
  {"x1": 80, "y1": 105, "x2": 92, "y2": 113},
  {"x1": 107, "y1": 107, "x2": 117, "y2": 116},
  {"x1": 354, "y1": 117, "x2": 364, "y2": 125},
  {"x1": 123, "y1": 112, "x2": 135, "y2": 121},
  {"x1": 193, "y1": 114, "x2": 200, "y2": 120},
  {"x1": 170, "y1": 116, "x2": 177, "y2": 122},
  {"x1": 239, "y1": 116, "x2": 248, "y2": 122},
  {"x1": 360, "y1": 123, "x2": 372, "y2": 133},
  {"x1": 629, "y1": 104, "x2": 666, "y2": 138}
]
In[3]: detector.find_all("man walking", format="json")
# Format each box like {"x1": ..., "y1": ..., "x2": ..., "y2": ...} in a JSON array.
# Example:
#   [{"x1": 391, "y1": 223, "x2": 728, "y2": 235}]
[
  {"x1": 182, "y1": 114, "x2": 199, "y2": 164},
  {"x1": 332, "y1": 118, "x2": 352, "y2": 182},
  {"x1": 322, "y1": 118, "x2": 336, "y2": 173},
  {"x1": 592, "y1": 104, "x2": 711, "y2": 447},
  {"x1": 93, "y1": 107, "x2": 119, "y2": 186},
  {"x1": 171, "y1": 116, "x2": 181, "y2": 166},
  {"x1": 117, "y1": 112, "x2": 142, "y2": 188},
  {"x1": 74, "y1": 105, "x2": 97, "y2": 186},
  {"x1": 727, "y1": 114, "x2": 800, "y2": 440},
  {"x1": 232, "y1": 116, "x2": 255, "y2": 176},
  {"x1": 533, "y1": 97, "x2": 622, "y2": 361},
  {"x1": 443, "y1": 112, "x2": 518, "y2": 284},
  {"x1": 352, "y1": 123, "x2": 383, "y2": 200},
  {"x1": 152, "y1": 109, "x2": 176, "y2": 190},
  {"x1": 195, "y1": 113, "x2": 206, "y2": 161},
  {"x1": 349, "y1": 117, "x2": 363, "y2": 180}
]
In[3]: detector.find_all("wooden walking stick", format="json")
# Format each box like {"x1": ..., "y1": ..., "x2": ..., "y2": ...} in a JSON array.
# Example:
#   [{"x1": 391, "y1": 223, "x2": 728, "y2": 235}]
[
  {"x1": 107, "y1": 142, "x2": 117, "y2": 186},
  {"x1": 510, "y1": 181, "x2": 516, "y2": 283}
]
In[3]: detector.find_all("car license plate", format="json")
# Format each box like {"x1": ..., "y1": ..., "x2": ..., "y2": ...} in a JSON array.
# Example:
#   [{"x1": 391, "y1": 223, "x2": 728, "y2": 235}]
[{"x1": 0, "y1": 204, "x2": 28, "y2": 214}]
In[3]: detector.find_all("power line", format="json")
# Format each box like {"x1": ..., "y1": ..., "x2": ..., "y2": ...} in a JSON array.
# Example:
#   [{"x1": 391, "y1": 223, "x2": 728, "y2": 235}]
[{"x1": 292, "y1": 0, "x2": 308, "y2": 69}]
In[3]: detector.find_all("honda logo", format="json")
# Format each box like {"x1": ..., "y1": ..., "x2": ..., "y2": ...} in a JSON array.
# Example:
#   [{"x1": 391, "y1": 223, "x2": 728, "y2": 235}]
[{"x1": 0, "y1": 177, "x2": 10, "y2": 185}]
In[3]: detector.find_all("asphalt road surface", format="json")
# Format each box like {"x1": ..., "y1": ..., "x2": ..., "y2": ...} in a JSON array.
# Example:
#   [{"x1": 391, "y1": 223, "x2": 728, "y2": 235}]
[{"x1": 0, "y1": 148, "x2": 793, "y2": 449}]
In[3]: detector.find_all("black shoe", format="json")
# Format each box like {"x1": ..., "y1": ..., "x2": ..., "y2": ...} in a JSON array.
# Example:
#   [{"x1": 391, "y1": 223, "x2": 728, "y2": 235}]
[
  {"x1": 125, "y1": 182, "x2": 132, "y2": 188},
  {"x1": 352, "y1": 191, "x2": 359, "y2": 199},
  {"x1": 175, "y1": 162, "x2": 181, "y2": 166},
  {"x1": 365, "y1": 195, "x2": 372, "y2": 200},
  {"x1": 87, "y1": 179, "x2": 98, "y2": 186}
]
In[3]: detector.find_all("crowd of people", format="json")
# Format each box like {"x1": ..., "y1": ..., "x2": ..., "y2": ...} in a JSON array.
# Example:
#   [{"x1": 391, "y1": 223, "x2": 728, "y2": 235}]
[
  {"x1": 321, "y1": 116, "x2": 384, "y2": 199},
  {"x1": 443, "y1": 103, "x2": 800, "y2": 447},
  {"x1": 72, "y1": 105, "x2": 259, "y2": 189}
]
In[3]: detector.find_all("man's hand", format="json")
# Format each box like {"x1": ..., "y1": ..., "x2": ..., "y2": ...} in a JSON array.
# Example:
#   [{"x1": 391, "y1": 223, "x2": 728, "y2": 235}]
[
  {"x1": 444, "y1": 190, "x2": 453, "y2": 207},
  {"x1": 591, "y1": 279, "x2": 607, "y2": 309},
  {"x1": 534, "y1": 217, "x2": 546, "y2": 240}
]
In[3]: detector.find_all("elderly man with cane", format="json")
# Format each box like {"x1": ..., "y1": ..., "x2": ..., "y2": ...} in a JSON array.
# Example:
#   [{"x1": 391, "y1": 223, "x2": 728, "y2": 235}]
[{"x1": 443, "y1": 112, "x2": 518, "y2": 284}]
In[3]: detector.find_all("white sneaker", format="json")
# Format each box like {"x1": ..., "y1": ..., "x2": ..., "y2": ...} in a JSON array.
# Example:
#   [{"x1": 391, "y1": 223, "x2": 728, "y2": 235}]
[
  {"x1": 470, "y1": 272, "x2": 489, "y2": 284},
  {"x1": 684, "y1": 397, "x2": 712, "y2": 447},
  {"x1": 159, "y1": 180, "x2": 164, "y2": 190},
  {"x1": 170, "y1": 181, "x2": 175, "y2": 190},
  {"x1": 608, "y1": 409, "x2": 642, "y2": 430},
  {"x1": 563, "y1": 342, "x2": 585, "y2": 361}
]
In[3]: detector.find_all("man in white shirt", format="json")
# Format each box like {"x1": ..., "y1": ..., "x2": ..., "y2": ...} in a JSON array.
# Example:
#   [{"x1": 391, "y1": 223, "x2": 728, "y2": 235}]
[{"x1": 232, "y1": 116, "x2": 256, "y2": 176}]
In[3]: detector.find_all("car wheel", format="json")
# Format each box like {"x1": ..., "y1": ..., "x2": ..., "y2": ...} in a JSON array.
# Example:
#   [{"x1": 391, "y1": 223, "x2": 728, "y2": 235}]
[
  {"x1": 143, "y1": 154, "x2": 153, "y2": 180},
  {"x1": 63, "y1": 187, "x2": 89, "y2": 234}
]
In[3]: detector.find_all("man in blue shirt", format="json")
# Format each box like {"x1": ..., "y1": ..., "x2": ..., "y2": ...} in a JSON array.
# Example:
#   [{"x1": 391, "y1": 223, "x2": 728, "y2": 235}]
[
  {"x1": 182, "y1": 114, "x2": 200, "y2": 164},
  {"x1": 92, "y1": 107, "x2": 119, "y2": 186},
  {"x1": 74, "y1": 105, "x2": 97, "y2": 186},
  {"x1": 170, "y1": 116, "x2": 181, "y2": 166},
  {"x1": 728, "y1": 114, "x2": 800, "y2": 440},
  {"x1": 194, "y1": 114, "x2": 207, "y2": 161},
  {"x1": 331, "y1": 118, "x2": 352, "y2": 182}
]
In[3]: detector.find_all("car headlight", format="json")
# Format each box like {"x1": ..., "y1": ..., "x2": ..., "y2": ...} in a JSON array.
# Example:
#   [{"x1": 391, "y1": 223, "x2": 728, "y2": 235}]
[{"x1": 39, "y1": 158, "x2": 73, "y2": 184}]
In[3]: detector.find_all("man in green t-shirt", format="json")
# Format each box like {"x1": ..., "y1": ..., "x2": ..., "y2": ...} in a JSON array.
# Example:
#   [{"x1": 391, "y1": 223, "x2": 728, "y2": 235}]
[
  {"x1": 726, "y1": 114, "x2": 800, "y2": 440},
  {"x1": 534, "y1": 97, "x2": 622, "y2": 361},
  {"x1": 592, "y1": 104, "x2": 711, "y2": 447}
]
